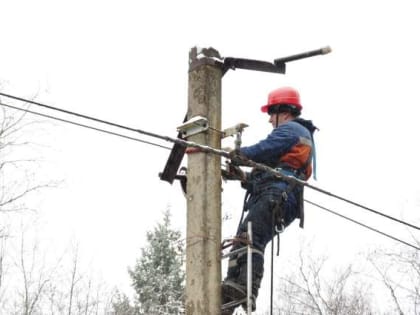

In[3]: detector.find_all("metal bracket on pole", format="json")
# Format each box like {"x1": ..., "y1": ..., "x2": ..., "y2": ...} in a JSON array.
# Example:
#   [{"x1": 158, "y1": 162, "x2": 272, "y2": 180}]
[
  {"x1": 273, "y1": 46, "x2": 332, "y2": 65},
  {"x1": 222, "y1": 123, "x2": 249, "y2": 150},
  {"x1": 177, "y1": 116, "x2": 209, "y2": 138},
  {"x1": 222, "y1": 46, "x2": 331, "y2": 76},
  {"x1": 159, "y1": 115, "x2": 187, "y2": 184},
  {"x1": 222, "y1": 57, "x2": 285, "y2": 76},
  {"x1": 222, "y1": 123, "x2": 248, "y2": 138}
]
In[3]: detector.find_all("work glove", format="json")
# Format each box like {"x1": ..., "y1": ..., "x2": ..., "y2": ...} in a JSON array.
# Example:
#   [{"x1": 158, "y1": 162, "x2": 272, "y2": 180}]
[
  {"x1": 228, "y1": 149, "x2": 249, "y2": 166},
  {"x1": 221, "y1": 162, "x2": 247, "y2": 182}
]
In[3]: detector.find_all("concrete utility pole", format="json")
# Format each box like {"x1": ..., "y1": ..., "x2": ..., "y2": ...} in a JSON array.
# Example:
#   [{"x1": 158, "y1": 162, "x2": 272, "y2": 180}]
[{"x1": 185, "y1": 47, "x2": 223, "y2": 315}]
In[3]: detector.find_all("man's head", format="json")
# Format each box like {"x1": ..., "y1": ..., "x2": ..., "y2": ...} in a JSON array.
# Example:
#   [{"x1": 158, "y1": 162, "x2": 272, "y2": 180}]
[{"x1": 261, "y1": 87, "x2": 302, "y2": 128}]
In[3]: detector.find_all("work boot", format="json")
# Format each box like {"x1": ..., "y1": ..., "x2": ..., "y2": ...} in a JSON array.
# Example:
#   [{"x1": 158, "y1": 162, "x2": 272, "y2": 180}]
[
  {"x1": 233, "y1": 257, "x2": 263, "y2": 312},
  {"x1": 221, "y1": 308, "x2": 234, "y2": 315},
  {"x1": 222, "y1": 279, "x2": 247, "y2": 302},
  {"x1": 222, "y1": 242, "x2": 263, "y2": 312},
  {"x1": 222, "y1": 282, "x2": 256, "y2": 313},
  {"x1": 221, "y1": 280, "x2": 247, "y2": 315}
]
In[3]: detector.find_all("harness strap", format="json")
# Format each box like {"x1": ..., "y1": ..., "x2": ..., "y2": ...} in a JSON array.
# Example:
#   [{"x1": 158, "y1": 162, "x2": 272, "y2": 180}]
[
  {"x1": 297, "y1": 187, "x2": 304, "y2": 228},
  {"x1": 270, "y1": 199, "x2": 285, "y2": 256},
  {"x1": 236, "y1": 190, "x2": 251, "y2": 235},
  {"x1": 274, "y1": 167, "x2": 305, "y2": 228}
]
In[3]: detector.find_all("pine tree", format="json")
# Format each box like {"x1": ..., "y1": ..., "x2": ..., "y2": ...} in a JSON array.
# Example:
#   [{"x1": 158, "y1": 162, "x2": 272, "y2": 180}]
[
  {"x1": 129, "y1": 209, "x2": 185, "y2": 315},
  {"x1": 112, "y1": 290, "x2": 139, "y2": 315}
]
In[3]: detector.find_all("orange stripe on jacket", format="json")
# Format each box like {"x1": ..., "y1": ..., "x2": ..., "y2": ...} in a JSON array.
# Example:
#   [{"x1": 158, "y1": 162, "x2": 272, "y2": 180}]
[{"x1": 279, "y1": 143, "x2": 312, "y2": 180}]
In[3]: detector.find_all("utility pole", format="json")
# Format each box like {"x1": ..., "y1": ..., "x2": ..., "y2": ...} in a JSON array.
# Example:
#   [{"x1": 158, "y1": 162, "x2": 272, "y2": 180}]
[
  {"x1": 159, "y1": 45, "x2": 331, "y2": 315},
  {"x1": 185, "y1": 47, "x2": 223, "y2": 315}
]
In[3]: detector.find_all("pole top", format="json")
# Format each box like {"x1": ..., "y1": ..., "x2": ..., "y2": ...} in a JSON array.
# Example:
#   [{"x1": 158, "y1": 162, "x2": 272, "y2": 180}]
[{"x1": 189, "y1": 46, "x2": 224, "y2": 71}]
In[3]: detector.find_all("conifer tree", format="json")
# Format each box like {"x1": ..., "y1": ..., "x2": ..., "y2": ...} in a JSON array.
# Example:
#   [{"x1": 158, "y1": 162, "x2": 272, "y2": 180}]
[{"x1": 129, "y1": 210, "x2": 185, "y2": 314}]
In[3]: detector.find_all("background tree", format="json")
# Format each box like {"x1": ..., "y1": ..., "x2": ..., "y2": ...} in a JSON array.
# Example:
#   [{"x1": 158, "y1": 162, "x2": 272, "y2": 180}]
[
  {"x1": 0, "y1": 100, "x2": 116, "y2": 314},
  {"x1": 0, "y1": 99, "x2": 51, "y2": 310},
  {"x1": 111, "y1": 290, "x2": 139, "y2": 315},
  {"x1": 273, "y1": 244, "x2": 373, "y2": 315},
  {"x1": 128, "y1": 209, "x2": 185, "y2": 315},
  {"x1": 0, "y1": 222, "x2": 116, "y2": 314},
  {"x1": 0, "y1": 104, "x2": 52, "y2": 217},
  {"x1": 367, "y1": 238, "x2": 420, "y2": 315}
]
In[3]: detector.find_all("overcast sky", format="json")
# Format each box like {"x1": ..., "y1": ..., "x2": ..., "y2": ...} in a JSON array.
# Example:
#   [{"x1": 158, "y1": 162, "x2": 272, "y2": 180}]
[{"x1": 1, "y1": 0, "x2": 420, "y2": 311}]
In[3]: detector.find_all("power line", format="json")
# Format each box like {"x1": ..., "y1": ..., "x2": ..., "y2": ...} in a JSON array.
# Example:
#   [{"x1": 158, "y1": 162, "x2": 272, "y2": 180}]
[
  {"x1": 237, "y1": 158, "x2": 420, "y2": 232},
  {"x1": 306, "y1": 184, "x2": 420, "y2": 231},
  {"x1": 2, "y1": 96, "x2": 419, "y2": 250},
  {"x1": 0, "y1": 92, "x2": 228, "y2": 156},
  {"x1": 0, "y1": 92, "x2": 196, "y2": 147},
  {"x1": 305, "y1": 199, "x2": 420, "y2": 251},
  {"x1": 0, "y1": 92, "x2": 140, "y2": 132},
  {"x1": 0, "y1": 102, "x2": 172, "y2": 150},
  {"x1": 5, "y1": 97, "x2": 416, "y2": 250},
  {"x1": 1, "y1": 92, "x2": 420, "y2": 233},
  {"x1": 0, "y1": 92, "x2": 230, "y2": 156}
]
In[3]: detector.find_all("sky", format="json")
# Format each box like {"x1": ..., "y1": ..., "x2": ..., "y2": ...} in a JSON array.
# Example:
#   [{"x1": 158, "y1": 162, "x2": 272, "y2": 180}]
[{"x1": 1, "y1": 0, "x2": 420, "y2": 311}]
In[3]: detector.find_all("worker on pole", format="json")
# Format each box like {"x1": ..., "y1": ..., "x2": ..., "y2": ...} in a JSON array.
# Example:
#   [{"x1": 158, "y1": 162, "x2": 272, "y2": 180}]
[{"x1": 221, "y1": 86, "x2": 317, "y2": 314}]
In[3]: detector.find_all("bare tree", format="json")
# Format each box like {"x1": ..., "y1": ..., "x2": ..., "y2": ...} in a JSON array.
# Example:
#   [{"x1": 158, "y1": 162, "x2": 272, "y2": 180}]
[
  {"x1": 0, "y1": 101, "x2": 54, "y2": 313},
  {"x1": 274, "y1": 245, "x2": 373, "y2": 315},
  {"x1": 0, "y1": 230, "x2": 8, "y2": 309},
  {"x1": 0, "y1": 224, "x2": 116, "y2": 314},
  {"x1": 0, "y1": 97, "x2": 118, "y2": 314},
  {"x1": 0, "y1": 104, "x2": 52, "y2": 215},
  {"x1": 67, "y1": 244, "x2": 82, "y2": 315},
  {"x1": 17, "y1": 227, "x2": 52, "y2": 315},
  {"x1": 368, "y1": 239, "x2": 420, "y2": 315}
]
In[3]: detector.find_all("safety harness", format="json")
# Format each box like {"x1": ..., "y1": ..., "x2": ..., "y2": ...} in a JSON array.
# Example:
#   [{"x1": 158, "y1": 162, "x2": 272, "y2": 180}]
[{"x1": 232, "y1": 118, "x2": 317, "y2": 252}]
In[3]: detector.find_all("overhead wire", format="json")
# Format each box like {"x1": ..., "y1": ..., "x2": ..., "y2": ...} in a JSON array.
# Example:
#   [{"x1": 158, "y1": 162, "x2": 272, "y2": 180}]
[
  {"x1": 1, "y1": 92, "x2": 141, "y2": 132},
  {"x1": 306, "y1": 184, "x2": 420, "y2": 231},
  {"x1": 1, "y1": 92, "x2": 420, "y2": 246},
  {"x1": 0, "y1": 101, "x2": 172, "y2": 150},
  {"x1": 238, "y1": 159, "x2": 420, "y2": 232},
  {"x1": 305, "y1": 199, "x2": 420, "y2": 251},
  {"x1": 0, "y1": 92, "x2": 230, "y2": 156}
]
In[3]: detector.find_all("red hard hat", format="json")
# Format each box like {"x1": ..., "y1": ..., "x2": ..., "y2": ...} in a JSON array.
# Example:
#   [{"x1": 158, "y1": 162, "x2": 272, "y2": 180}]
[{"x1": 261, "y1": 87, "x2": 302, "y2": 113}]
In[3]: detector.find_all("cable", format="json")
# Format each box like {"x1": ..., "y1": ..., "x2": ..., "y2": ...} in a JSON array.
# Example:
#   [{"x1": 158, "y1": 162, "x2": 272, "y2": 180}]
[
  {"x1": 239, "y1": 155, "x2": 420, "y2": 231},
  {"x1": 0, "y1": 92, "x2": 229, "y2": 156},
  {"x1": 2, "y1": 96, "x2": 419, "y2": 250},
  {"x1": 306, "y1": 184, "x2": 420, "y2": 231},
  {"x1": 0, "y1": 102, "x2": 172, "y2": 150},
  {"x1": 0, "y1": 92, "x2": 230, "y2": 157},
  {"x1": 1, "y1": 92, "x2": 420, "y2": 233},
  {"x1": 305, "y1": 199, "x2": 420, "y2": 251},
  {"x1": 0, "y1": 92, "x2": 140, "y2": 132},
  {"x1": 236, "y1": 158, "x2": 420, "y2": 232},
  {"x1": 0, "y1": 92, "x2": 222, "y2": 152}
]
